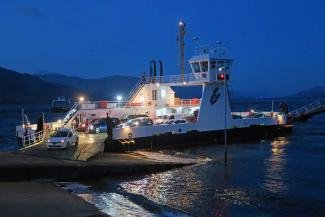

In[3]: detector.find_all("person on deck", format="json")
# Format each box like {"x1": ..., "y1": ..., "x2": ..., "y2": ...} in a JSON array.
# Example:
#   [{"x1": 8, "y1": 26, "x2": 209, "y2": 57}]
[{"x1": 85, "y1": 119, "x2": 89, "y2": 134}]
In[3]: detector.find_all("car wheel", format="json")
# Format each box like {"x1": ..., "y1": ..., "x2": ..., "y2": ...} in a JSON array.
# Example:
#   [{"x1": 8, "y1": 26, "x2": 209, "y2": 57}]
[
  {"x1": 95, "y1": 127, "x2": 101, "y2": 134},
  {"x1": 75, "y1": 138, "x2": 79, "y2": 145}
]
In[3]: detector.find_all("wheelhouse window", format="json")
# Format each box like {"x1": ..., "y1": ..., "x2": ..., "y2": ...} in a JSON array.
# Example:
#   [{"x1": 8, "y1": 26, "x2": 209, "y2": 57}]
[
  {"x1": 218, "y1": 61, "x2": 224, "y2": 69},
  {"x1": 200, "y1": 61, "x2": 209, "y2": 72},
  {"x1": 225, "y1": 61, "x2": 230, "y2": 70},
  {"x1": 191, "y1": 62, "x2": 201, "y2": 73},
  {"x1": 210, "y1": 60, "x2": 217, "y2": 69}
]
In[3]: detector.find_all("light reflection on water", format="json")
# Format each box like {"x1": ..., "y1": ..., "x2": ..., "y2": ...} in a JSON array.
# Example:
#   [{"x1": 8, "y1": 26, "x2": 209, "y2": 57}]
[
  {"x1": 120, "y1": 168, "x2": 204, "y2": 211},
  {"x1": 79, "y1": 192, "x2": 155, "y2": 217},
  {"x1": 263, "y1": 137, "x2": 289, "y2": 194}
]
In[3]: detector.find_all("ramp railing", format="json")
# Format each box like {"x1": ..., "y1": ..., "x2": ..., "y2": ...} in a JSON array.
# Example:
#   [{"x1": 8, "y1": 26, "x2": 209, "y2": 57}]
[
  {"x1": 286, "y1": 100, "x2": 322, "y2": 119},
  {"x1": 21, "y1": 130, "x2": 45, "y2": 148}
]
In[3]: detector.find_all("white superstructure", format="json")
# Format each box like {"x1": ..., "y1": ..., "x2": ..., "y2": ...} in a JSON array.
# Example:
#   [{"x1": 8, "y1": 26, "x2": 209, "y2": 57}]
[{"x1": 111, "y1": 46, "x2": 286, "y2": 142}]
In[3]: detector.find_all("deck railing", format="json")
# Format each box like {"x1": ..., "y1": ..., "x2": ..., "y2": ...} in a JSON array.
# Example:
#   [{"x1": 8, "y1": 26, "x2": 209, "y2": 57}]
[
  {"x1": 145, "y1": 72, "x2": 209, "y2": 84},
  {"x1": 126, "y1": 79, "x2": 146, "y2": 102},
  {"x1": 174, "y1": 98, "x2": 201, "y2": 107},
  {"x1": 286, "y1": 100, "x2": 322, "y2": 118},
  {"x1": 21, "y1": 130, "x2": 45, "y2": 148}
]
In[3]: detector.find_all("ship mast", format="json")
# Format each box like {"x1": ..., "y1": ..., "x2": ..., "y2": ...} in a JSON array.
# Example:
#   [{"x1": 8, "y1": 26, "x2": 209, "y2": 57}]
[{"x1": 178, "y1": 21, "x2": 186, "y2": 81}]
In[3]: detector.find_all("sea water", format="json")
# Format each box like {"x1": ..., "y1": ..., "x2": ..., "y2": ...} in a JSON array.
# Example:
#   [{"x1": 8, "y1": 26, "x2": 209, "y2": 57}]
[{"x1": 1, "y1": 99, "x2": 325, "y2": 216}]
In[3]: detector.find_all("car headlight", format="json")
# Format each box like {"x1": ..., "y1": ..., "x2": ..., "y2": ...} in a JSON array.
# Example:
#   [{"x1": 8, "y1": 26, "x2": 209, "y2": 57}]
[
  {"x1": 89, "y1": 125, "x2": 94, "y2": 129},
  {"x1": 61, "y1": 139, "x2": 65, "y2": 143},
  {"x1": 47, "y1": 139, "x2": 50, "y2": 143}
]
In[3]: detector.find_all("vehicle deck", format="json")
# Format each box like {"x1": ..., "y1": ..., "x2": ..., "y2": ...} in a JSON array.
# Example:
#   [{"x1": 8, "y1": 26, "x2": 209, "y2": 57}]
[{"x1": 19, "y1": 132, "x2": 107, "y2": 161}]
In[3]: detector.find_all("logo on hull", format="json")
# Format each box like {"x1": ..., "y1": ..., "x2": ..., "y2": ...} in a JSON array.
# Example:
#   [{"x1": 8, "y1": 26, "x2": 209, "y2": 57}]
[{"x1": 210, "y1": 87, "x2": 220, "y2": 105}]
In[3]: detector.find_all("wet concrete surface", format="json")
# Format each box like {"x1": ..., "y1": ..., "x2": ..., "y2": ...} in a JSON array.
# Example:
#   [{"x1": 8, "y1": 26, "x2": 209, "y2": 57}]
[
  {"x1": 19, "y1": 132, "x2": 106, "y2": 161},
  {"x1": 0, "y1": 151, "x2": 198, "y2": 181},
  {"x1": 0, "y1": 182, "x2": 107, "y2": 217}
]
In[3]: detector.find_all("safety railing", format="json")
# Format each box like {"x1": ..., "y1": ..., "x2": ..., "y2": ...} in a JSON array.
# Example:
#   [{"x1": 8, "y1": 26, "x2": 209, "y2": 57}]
[
  {"x1": 286, "y1": 100, "x2": 322, "y2": 118},
  {"x1": 146, "y1": 72, "x2": 209, "y2": 85},
  {"x1": 78, "y1": 100, "x2": 151, "y2": 110},
  {"x1": 126, "y1": 79, "x2": 146, "y2": 102},
  {"x1": 63, "y1": 103, "x2": 80, "y2": 124},
  {"x1": 174, "y1": 98, "x2": 201, "y2": 107},
  {"x1": 21, "y1": 130, "x2": 45, "y2": 148}
]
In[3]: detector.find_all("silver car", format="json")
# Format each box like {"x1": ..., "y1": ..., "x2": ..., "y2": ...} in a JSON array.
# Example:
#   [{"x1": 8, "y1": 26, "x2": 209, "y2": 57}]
[{"x1": 47, "y1": 128, "x2": 79, "y2": 149}]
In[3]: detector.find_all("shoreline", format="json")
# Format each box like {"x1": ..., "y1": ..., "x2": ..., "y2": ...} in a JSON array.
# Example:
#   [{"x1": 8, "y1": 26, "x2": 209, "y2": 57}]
[
  {"x1": 0, "y1": 150, "x2": 204, "y2": 216},
  {"x1": 0, "y1": 151, "x2": 199, "y2": 181},
  {"x1": 0, "y1": 181, "x2": 108, "y2": 217}
]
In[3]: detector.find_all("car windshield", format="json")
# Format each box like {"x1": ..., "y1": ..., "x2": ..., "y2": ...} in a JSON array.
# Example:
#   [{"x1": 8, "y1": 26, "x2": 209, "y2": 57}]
[{"x1": 52, "y1": 131, "x2": 68, "y2": 137}]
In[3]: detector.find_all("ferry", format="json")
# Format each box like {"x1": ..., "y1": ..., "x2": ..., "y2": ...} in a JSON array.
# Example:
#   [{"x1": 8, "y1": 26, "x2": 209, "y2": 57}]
[
  {"x1": 104, "y1": 49, "x2": 292, "y2": 151},
  {"x1": 16, "y1": 21, "x2": 325, "y2": 151},
  {"x1": 51, "y1": 97, "x2": 71, "y2": 113}
]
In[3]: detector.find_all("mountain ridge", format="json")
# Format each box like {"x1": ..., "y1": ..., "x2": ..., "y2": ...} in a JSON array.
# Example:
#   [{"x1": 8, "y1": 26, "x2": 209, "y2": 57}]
[
  {"x1": 0, "y1": 67, "x2": 82, "y2": 104},
  {"x1": 34, "y1": 73, "x2": 139, "y2": 100},
  {"x1": 284, "y1": 86, "x2": 325, "y2": 99}
]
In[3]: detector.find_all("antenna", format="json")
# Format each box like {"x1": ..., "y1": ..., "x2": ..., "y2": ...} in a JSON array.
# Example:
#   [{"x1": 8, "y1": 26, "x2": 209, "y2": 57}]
[{"x1": 178, "y1": 21, "x2": 186, "y2": 81}]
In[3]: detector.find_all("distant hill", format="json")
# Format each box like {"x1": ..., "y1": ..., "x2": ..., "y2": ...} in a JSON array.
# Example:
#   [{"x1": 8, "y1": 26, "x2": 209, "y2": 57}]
[
  {"x1": 35, "y1": 73, "x2": 139, "y2": 100},
  {"x1": 0, "y1": 67, "x2": 81, "y2": 104},
  {"x1": 35, "y1": 73, "x2": 268, "y2": 100},
  {"x1": 285, "y1": 86, "x2": 325, "y2": 99}
]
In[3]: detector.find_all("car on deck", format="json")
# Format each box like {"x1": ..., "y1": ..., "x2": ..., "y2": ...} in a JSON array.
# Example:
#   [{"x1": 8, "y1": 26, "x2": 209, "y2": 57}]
[
  {"x1": 47, "y1": 128, "x2": 78, "y2": 149},
  {"x1": 121, "y1": 114, "x2": 149, "y2": 123},
  {"x1": 166, "y1": 119, "x2": 187, "y2": 124},
  {"x1": 77, "y1": 118, "x2": 98, "y2": 132},
  {"x1": 88, "y1": 118, "x2": 121, "y2": 133}
]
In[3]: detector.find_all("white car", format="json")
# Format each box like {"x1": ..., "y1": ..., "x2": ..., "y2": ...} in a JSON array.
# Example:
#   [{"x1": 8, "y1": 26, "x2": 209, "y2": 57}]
[{"x1": 47, "y1": 128, "x2": 79, "y2": 149}]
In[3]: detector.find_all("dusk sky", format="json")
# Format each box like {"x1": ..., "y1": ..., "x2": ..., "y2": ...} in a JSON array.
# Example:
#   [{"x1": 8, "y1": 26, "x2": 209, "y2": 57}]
[{"x1": 0, "y1": 0, "x2": 324, "y2": 97}]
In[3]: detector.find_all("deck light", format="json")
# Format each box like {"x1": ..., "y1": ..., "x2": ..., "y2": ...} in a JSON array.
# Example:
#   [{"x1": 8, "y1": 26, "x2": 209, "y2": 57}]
[
  {"x1": 140, "y1": 96, "x2": 145, "y2": 104},
  {"x1": 58, "y1": 119, "x2": 62, "y2": 123},
  {"x1": 183, "y1": 81, "x2": 187, "y2": 85},
  {"x1": 179, "y1": 21, "x2": 184, "y2": 26},
  {"x1": 79, "y1": 96, "x2": 84, "y2": 103},
  {"x1": 161, "y1": 89, "x2": 166, "y2": 98},
  {"x1": 116, "y1": 95, "x2": 122, "y2": 101},
  {"x1": 156, "y1": 82, "x2": 160, "y2": 86},
  {"x1": 250, "y1": 109, "x2": 255, "y2": 113}
]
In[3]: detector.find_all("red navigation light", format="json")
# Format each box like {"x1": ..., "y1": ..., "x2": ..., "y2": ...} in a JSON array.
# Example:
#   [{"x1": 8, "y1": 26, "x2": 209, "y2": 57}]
[{"x1": 217, "y1": 73, "x2": 229, "y2": 80}]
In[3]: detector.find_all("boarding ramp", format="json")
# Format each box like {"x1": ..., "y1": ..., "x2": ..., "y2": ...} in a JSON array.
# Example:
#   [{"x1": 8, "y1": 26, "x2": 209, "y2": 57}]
[
  {"x1": 286, "y1": 100, "x2": 325, "y2": 122},
  {"x1": 19, "y1": 132, "x2": 106, "y2": 161}
]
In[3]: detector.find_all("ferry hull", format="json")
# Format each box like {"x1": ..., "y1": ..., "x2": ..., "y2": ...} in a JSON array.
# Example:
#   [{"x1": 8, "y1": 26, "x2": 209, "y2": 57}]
[{"x1": 105, "y1": 124, "x2": 293, "y2": 152}]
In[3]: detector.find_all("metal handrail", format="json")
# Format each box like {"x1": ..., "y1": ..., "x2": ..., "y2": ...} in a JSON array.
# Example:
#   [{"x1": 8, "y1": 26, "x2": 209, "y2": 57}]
[
  {"x1": 287, "y1": 100, "x2": 322, "y2": 117},
  {"x1": 126, "y1": 79, "x2": 146, "y2": 102},
  {"x1": 21, "y1": 130, "x2": 45, "y2": 148},
  {"x1": 63, "y1": 103, "x2": 80, "y2": 125},
  {"x1": 144, "y1": 72, "x2": 211, "y2": 85}
]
